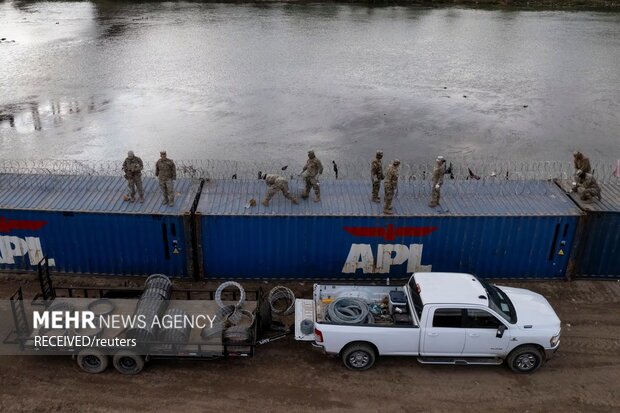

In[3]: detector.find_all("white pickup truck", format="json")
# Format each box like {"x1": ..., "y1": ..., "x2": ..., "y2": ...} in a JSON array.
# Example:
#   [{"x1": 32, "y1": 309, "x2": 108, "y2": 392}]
[{"x1": 295, "y1": 272, "x2": 561, "y2": 373}]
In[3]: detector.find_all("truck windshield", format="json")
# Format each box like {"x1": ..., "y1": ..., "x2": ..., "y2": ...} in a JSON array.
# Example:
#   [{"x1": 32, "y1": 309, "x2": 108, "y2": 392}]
[{"x1": 477, "y1": 277, "x2": 517, "y2": 324}]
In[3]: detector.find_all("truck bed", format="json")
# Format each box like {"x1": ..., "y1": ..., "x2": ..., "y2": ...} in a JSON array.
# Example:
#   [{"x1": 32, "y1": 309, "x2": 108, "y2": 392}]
[{"x1": 315, "y1": 284, "x2": 417, "y2": 327}]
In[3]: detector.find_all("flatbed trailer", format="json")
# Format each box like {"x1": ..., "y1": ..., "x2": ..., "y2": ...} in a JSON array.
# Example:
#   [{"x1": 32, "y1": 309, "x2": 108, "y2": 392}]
[{"x1": 3, "y1": 260, "x2": 286, "y2": 374}]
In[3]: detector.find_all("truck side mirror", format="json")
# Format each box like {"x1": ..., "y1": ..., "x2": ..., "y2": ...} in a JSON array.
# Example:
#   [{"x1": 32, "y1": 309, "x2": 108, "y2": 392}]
[{"x1": 496, "y1": 324, "x2": 507, "y2": 338}]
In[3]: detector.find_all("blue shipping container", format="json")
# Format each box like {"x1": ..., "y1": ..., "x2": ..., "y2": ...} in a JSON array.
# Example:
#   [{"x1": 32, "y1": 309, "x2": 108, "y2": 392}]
[
  {"x1": 196, "y1": 179, "x2": 582, "y2": 279},
  {"x1": 0, "y1": 174, "x2": 200, "y2": 277},
  {"x1": 569, "y1": 182, "x2": 620, "y2": 278}
]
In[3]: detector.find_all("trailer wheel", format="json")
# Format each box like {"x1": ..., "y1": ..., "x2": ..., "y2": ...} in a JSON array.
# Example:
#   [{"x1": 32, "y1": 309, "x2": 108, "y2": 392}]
[
  {"x1": 113, "y1": 351, "x2": 144, "y2": 375},
  {"x1": 77, "y1": 349, "x2": 109, "y2": 374},
  {"x1": 342, "y1": 343, "x2": 376, "y2": 371},
  {"x1": 507, "y1": 345, "x2": 544, "y2": 373}
]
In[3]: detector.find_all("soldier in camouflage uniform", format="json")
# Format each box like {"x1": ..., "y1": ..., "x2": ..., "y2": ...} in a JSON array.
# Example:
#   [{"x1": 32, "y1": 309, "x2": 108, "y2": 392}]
[
  {"x1": 371, "y1": 150, "x2": 384, "y2": 203},
  {"x1": 575, "y1": 171, "x2": 602, "y2": 203},
  {"x1": 429, "y1": 156, "x2": 446, "y2": 208},
  {"x1": 122, "y1": 151, "x2": 144, "y2": 203},
  {"x1": 301, "y1": 150, "x2": 323, "y2": 202},
  {"x1": 573, "y1": 151, "x2": 592, "y2": 186},
  {"x1": 383, "y1": 159, "x2": 400, "y2": 215},
  {"x1": 155, "y1": 150, "x2": 177, "y2": 206},
  {"x1": 261, "y1": 174, "x2": 299, "y2": 206}
]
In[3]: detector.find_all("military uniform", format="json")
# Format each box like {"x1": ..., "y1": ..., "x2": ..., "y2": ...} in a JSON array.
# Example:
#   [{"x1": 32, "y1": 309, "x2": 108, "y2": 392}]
[
  {"x1": 576, "y1": 173, "x2": 602, "y2": 203},
  {"x1": 573, "y1": 152, "x2": 592, "y2": 186},
  {"x1": 383, "y1": 160, "x2": 400, "y2": 215},
  {"x1": 155, "y1": 152, "x2": 176, "y2": 206},
  {"x1": 371, "y1": 151, "x2": 384, "y2": 203},
  {"x1": 122, "y1": 152, "x2": 144, "y2": 203},
  {"x1": 573, "y1": 152, "x2": 592, "y2": 175},
  {"x1": 262, "y1": 174, "x2": 298, "y2": 206},
  {"x1": 429, "y1": 157, "x2": 446, "y2": 208},
  {"x1": 301, "y1": 151, "x2": 323, "y2": 202}
]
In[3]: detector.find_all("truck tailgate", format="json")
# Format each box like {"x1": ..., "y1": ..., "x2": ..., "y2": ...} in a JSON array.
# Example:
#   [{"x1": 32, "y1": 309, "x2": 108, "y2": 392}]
[{"x1": 294, "y1": 299, "x2": 316, "y2": 341}]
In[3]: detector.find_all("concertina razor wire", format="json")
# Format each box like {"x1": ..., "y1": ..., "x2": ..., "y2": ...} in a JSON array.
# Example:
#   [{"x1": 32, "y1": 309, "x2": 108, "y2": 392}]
[{"x1": 0, "y1": 157, "x2": 618, "y2": 185}]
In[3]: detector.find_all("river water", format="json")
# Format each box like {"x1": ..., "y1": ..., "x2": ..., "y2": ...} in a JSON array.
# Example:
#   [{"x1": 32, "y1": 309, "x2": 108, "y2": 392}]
[{"x1": 0, "y1": 2, "x2": 619, "y2": 164}]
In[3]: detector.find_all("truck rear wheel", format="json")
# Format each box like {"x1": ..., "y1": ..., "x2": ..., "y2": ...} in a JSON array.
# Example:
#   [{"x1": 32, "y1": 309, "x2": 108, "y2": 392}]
[
  {"x1": 77, "y1": 349, "x2": 109, "y2": 374},
  {"x1": 507, "y1": 345, "x2": 544, "y2": 373},
  {"x1": 113, "y1": 351, "x2": 144, "y2": 375},
  {"x1": 342, "y1": 343, "x2": 376, "y2": 371}
]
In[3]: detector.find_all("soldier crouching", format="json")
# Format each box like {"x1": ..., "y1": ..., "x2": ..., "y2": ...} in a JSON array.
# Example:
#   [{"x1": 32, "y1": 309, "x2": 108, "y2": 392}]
[{"x1": 262, "y1": 174, "x2": 299, "y2": 206}]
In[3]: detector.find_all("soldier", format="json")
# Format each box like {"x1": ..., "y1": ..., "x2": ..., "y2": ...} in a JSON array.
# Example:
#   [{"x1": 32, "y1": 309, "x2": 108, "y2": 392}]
[
  {"x1": 383, "y1": 159, "x2": 400, "y2": 215},
  {"x1": 429, "y1": 156, "x2": 446, "y2": 208},
  {"x1": 155, "y1": 150, "x2": 176, "y2": 206},
  {"x1": 122, "y1": 151, "x2": 144, "y2": 203},
  {"x1": 300, "y1": 150, "x2": 323, "y2": 202},
  {"x1": 575, "y1": 171, "x2": 602, "y2": 203},
  {"x1": 371, "y1": 150, "x2": 384, "y2": 203},
  {"x1": 573, "y1": 151, "x2": 592, "y2": 175},
  {"x1": 573, "y1": 151, "x2": 591, "y2": 186},
  {"x1": 261, "y1": 174, "x2": 299, "y2": 206}
]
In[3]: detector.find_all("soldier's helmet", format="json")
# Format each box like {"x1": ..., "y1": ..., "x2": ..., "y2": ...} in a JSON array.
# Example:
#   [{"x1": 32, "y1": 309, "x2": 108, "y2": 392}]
[
  {"x1": 393, "y1": 159, "x2": 401, "y2": 166},
  {"x1": 574, "y1": 151, "x2": 582, "y2": 159},
  {"x1": 308, "y1": 150, "x2": 315, "y2": 158},
  {"x1": 128, "y1": 151, "x2": 134, "y2": 158},
  {"x1": 160, "y1": 150, "x2": 167, "y2": 156},
  {"x1": 437, "y1": 155, "x2": 445, "y2": 163},
  {"x1": 376, "y1": 150, "x2": 383, "y2": 158}
]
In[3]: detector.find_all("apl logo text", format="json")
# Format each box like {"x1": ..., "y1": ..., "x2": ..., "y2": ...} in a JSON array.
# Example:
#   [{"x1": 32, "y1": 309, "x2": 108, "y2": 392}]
[
  {"x1": 0, "y1": 218, "x2": 55, "y2": 266},
  {"x1": 342, "y1": 225, "x2": 436, "y2": 274}
]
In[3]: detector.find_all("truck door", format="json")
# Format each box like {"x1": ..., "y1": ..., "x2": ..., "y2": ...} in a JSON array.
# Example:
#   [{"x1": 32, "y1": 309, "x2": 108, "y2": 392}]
[
  {"x1": 463, "y1": 309, "x2": 510, "y2": 357},
  {"x1": 421, "y1": 308, "x2": 466, "y2": 356}
]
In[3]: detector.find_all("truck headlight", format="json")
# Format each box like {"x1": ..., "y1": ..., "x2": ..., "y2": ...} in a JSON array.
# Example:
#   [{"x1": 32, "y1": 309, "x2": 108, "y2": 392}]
[{"x1": 550, "y1": 334, "x2": 560, "y2": 347}]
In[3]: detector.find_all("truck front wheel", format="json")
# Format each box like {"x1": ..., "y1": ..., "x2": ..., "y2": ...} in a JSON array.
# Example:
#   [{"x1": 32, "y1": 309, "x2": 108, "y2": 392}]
[
  {"x1": 507, "y1": 345, "x2": 544, "y2": 373},
  {"x1": 342, "y1": 343, "x2": 376, "y2": 371}
]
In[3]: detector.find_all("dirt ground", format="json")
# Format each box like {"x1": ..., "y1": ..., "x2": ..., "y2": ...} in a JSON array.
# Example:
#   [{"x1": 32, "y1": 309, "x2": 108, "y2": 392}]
[{"x1": 0, "y1": 274, "x2": 618, "y2": 413}]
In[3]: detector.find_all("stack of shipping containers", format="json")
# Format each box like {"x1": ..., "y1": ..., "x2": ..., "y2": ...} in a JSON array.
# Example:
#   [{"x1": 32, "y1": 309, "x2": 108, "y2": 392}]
[
  {"x1": 569, "y1": 182, "x2": 620, "y2": 278},
  {"x1": 196, "y1": 179, "x2": 583, "y2": 280},
  {"x1": 0, "y1": 174, "x2": 199, "y2": 277}
]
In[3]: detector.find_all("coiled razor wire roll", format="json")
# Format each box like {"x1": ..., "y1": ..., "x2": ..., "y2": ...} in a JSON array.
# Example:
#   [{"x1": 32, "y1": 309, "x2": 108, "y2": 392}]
[
  {"x1": 126, "y1": 274, "x2": 172, "y2": 343},
  {"x1": 158, "y1": 308, "x2": 191, "y2": 350},
  {"x1": 300, "y1": 319, "x2": 314, "y2": 335},
  {"x1": 144, "y1": 273, "x2": 172, "y2": 300},
  {"x1": 87, "y1": 298, "x2": 115, "y2": 317},
  {"x1": 224, "y1": 325, "x2": 251, "y2": 343},
  {"x1": 215, "y1": 281, "x2": 246, "y2": 310},
  {"x1": 267, "y1": 286, "x2": 296, "y2": 316},
  {"x1": 325, "y1": 297, "x2": 373, "y2": 325},
  {"x1": 223, "y1": 309, "x2": 255, "y2": 342},
  {"x1": 228, "y1": 309, "x2": 255, "y2": 327}
]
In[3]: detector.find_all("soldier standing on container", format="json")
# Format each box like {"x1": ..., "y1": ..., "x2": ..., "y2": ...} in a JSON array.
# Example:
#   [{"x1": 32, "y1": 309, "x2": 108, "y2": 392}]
[
  {"x1": 155, "y1": 150, "x2": 176, "y2": 206},
  {"x1": 261, "y1": 174, "x2": 299, "y2": 206},
  {"x1": 429, "y1": 156, "x2": 446, "y2": 208},
  {"x1": 383, "y1": 159, "x2": 400, "y2": 215},
  {"x1": 573, "y1": 151, "x2": 592, "y2": 186},
  {"x1": 575, "y1": 170, "x2": 602, "y2": 203},
  {"x1": 122, "y1": 151, "x2": 144, "y2": 203},
  {"x1": 300, "y1": 150, "x2": 323, "y2": 202},
  {"x1": 371, "y1": 150, "x2": 384, "y2": 203}
]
